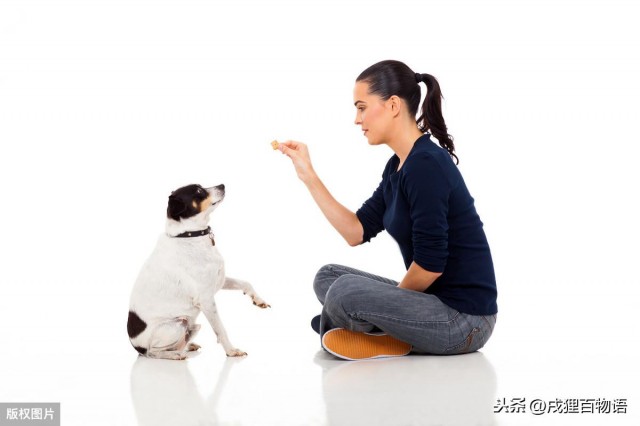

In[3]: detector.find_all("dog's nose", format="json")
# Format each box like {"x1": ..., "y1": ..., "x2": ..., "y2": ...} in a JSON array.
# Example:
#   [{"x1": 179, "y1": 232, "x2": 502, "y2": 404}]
[{"x1": 216, "y1": 184, "x2": 225, "y2": 191}]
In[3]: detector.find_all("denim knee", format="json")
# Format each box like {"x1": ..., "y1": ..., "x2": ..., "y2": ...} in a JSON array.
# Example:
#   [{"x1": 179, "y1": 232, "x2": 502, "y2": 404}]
[
  {"x1": 323, "y1": 275, "x2": 362, "y2": 315},
  {"x1": 323, "y1": 276, "x2": 370, "y2": 331},
  {"x1": 313, "y1": 264, "x2": 339, "y2": 304}
]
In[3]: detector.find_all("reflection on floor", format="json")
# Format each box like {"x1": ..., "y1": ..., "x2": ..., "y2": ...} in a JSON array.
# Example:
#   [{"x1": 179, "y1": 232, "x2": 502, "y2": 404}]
[
  {"x1": 315, "y1": 351, "x2": 497, "y2": 426},
  {"x1": 129, "y1": 349, "x2": 497, "y2": 426},
  {"x1": 130, "y1": 353, "x2": 239, "y2": 426}
]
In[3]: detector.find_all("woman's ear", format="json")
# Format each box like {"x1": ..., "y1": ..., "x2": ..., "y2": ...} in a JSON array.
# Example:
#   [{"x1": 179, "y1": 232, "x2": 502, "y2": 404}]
[{"x1": 387, "y1": 95, "x2": 402, "y2": 118}]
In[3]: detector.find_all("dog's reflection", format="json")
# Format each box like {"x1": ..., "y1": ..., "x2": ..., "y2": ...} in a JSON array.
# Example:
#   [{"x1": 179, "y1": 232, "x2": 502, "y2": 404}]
[
  {"x1": 316, "y1": 351, "x2": 498, "y2": 426},
  {"x1": 130, "y1": 354, "x2": 238, "y2": 426}
]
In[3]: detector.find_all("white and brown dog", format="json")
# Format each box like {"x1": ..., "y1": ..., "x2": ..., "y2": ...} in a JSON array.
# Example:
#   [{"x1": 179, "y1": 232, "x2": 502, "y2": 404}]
[{"x1": 127, "y1": 183, "x2": 269, "y2": 360}]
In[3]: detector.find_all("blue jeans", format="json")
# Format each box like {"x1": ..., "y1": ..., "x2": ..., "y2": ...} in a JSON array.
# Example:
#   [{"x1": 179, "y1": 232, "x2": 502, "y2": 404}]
[{"x1": 314, "y1": 264, "x2": 496, "y2": 355}]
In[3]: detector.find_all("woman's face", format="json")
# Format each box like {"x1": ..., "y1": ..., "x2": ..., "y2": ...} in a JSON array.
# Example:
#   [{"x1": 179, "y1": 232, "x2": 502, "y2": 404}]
[{"x1": 353, "y1": 81, "x2": 392, "y2": 145}]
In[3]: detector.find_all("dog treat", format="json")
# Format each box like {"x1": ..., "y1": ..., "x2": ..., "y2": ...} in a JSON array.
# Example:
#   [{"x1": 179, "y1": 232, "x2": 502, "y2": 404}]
[{"x1": 271, "y1": 140, "x2": 280, "y2": 150}]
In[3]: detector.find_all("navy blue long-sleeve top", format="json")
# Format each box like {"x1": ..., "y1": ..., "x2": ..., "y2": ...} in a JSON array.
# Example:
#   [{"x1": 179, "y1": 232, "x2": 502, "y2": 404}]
[{"x1": 355, "y1": 134, "x2": 497, "y2": 315}]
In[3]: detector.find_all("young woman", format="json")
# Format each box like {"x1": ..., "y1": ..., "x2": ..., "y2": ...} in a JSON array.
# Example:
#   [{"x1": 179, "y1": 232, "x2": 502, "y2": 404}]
[{"x1": 278, "y1": 60, "x2": 497, "y2": 360}]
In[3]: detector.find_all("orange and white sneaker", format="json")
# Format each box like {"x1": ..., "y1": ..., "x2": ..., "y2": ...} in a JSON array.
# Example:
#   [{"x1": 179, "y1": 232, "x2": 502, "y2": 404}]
[{"x1": 321, "y1": 328, "x2": 412, "y2": 361}]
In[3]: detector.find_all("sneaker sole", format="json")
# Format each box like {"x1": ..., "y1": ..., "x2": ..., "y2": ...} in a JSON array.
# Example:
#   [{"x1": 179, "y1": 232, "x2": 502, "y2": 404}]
[{"x1": 322, "y1": 328, "x2": 412, "y2": 361}]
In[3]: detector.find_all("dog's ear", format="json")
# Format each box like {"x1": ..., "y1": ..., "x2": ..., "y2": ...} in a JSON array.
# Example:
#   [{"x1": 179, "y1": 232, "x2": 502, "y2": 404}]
[{"x1": 167, "y1": 195, "x2": 187, "y2": 220}]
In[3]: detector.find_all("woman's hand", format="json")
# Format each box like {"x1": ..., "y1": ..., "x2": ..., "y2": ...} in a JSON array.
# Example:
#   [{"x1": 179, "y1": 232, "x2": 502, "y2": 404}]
[
  {"x1": 278, "y1": 140, "x2": 317, "y2": 185},
  {"x1": 398, "y1": 262, "x2": 442, "y2": 292}
]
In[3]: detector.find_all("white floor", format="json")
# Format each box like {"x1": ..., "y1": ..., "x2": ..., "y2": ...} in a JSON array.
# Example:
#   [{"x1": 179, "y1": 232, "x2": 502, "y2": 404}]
[{"x1": 1, "y1": 283, "x2": 638, "y2": 426}]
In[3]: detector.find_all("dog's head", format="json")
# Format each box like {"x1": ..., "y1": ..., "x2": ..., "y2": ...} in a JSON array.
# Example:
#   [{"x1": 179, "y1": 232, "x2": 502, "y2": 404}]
[{"x1": 167, "y1": 184, "x2": 225, "y2": 222}]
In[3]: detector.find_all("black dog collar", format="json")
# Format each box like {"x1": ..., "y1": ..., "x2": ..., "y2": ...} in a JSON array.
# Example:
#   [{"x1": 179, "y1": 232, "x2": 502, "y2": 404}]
[{"x1": 173, "y1": 227, "x2": 215, "y2": 245}]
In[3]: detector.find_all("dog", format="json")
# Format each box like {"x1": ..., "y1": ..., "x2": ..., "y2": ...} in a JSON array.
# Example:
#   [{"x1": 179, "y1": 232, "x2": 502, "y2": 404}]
[{"x1": 127, "y1": 183, "x2": 270, "y2": 360}]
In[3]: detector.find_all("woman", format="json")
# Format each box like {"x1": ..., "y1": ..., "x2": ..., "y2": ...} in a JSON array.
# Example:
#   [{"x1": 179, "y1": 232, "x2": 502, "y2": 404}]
[{"x1": 278, "y1": 60, "x2": 497, "y2": 360}]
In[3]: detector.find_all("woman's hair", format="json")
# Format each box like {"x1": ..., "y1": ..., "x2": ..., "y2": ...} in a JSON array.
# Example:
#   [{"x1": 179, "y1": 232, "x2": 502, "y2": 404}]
[{"x1": 356, "y1": 60, "x2": 458, "y2": 164}]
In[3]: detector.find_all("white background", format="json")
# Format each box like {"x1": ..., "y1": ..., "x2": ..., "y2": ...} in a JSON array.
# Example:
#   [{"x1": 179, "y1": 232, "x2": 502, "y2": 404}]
[{"x1": 1, "y1": 0, "x2": 639, "y2": 425}]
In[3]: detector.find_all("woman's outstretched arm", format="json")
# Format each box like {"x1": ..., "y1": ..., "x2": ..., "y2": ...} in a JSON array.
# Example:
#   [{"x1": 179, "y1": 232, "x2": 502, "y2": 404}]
[{"x1": 278, "y1": 140, "x2": 363, "y2": 246}]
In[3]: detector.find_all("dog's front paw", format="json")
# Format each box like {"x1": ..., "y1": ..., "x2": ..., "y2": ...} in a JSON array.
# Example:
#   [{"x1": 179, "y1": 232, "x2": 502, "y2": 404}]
[
  {"x1": 251, "y1": 296, "x2": 271, "y2": 309},
  {"x1": 188, "y1": 343, "x2": 201, "y2": 351},
  {"x1": 226, "y1": 348, "x2": 247, "y2": 357}
]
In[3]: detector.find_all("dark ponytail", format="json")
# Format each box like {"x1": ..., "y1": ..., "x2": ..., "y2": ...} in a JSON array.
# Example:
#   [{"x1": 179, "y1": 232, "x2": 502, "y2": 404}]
[
  {"x1": 416, "y1": 73, "x2": 457, "y2": 164},
  {"x1": 357, "y1": 60, "x2": 458, "y2": 164}
]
